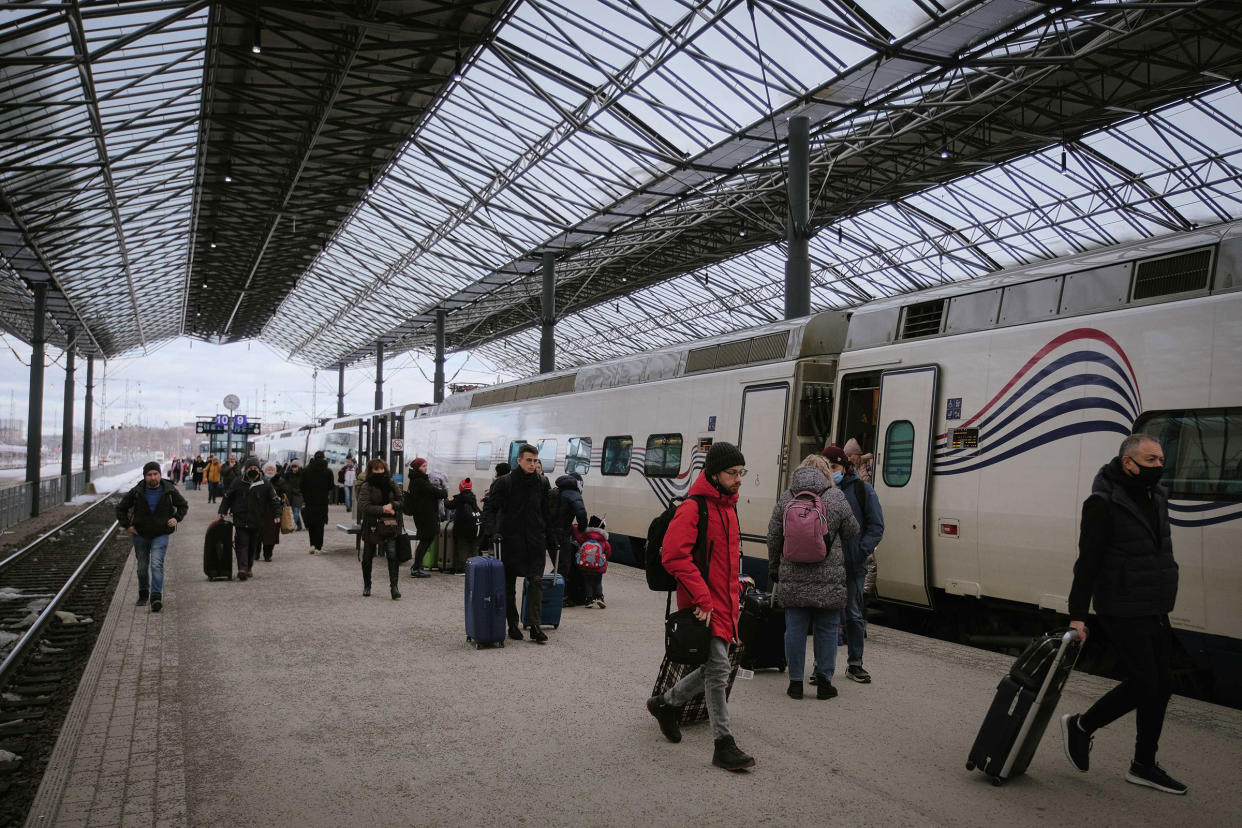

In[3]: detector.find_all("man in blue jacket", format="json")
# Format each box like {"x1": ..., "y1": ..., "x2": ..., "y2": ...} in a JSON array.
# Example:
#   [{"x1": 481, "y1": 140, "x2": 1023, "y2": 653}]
[{"x1": 822, "y1": 444, "x2": 884, "y2": 684}]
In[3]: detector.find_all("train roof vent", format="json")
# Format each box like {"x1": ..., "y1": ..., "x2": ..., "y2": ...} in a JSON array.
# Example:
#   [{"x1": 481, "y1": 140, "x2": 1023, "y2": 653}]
[
  {"x1": 685, "y1": 345, "x2": 716, "y2": 373},
  {"x1": 714, "y1": 339, "x2": 752, "y2": 370},
  {"x1": 900, "y1": 299, "x2": 946, "y2": 340},
  {"x1": 748, "y1": 331, "x2": 790, "y2": 362},
  {"x1": 1131, "y1": 247, "x2": 1213, "y2": 300},
  {"x1": 469, "y1": 385, "x2": 517, "y2": 409},
  {"x1": 333, "y1": 419, "x2": 359, "y2": 430}
]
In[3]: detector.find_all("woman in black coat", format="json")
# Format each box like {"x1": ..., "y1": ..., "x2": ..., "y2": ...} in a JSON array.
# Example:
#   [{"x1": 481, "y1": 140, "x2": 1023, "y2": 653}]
[
  {"x1": 357, "y1": 458, "x2": 404, "y2": 599},
  {"x1": 402, "y1": 457, "x2": 446, "y2": 578},
  {"x1": 300, "y1": 451, "x2": 335, "y2": 555}
]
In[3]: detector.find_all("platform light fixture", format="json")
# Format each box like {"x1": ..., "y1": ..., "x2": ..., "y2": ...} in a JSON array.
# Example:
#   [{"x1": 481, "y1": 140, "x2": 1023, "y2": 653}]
[
  {"x1": 251, "y1": 21, "x2": 262, "y2": 54},
  {"x1": 452, "y1": 51, "x2": 464, "y2": 83},
  {"x1": 366, "y1": 169, "x2": 375, "y2": 195},
  {"x1": 1061, "y1": 148, "x2": 1067, "y2": 171},
  {"x1": 939, "y1": 147, "x2": 950, "y2": 159},
  {"x1": 209, "y1": 232, "x2": 217, "y2": 249}
]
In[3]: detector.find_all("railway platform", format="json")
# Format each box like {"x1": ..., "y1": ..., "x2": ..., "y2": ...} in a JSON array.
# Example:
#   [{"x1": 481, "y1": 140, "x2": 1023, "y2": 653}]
[{"x1": 23, "y1": 484, "x2": 1242, "y2": 827}]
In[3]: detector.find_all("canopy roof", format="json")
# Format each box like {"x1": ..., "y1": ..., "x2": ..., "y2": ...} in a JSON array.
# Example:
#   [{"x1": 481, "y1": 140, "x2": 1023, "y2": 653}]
[{"x1": 1, "y1": 0, "x2": 1240, "y2": 372}]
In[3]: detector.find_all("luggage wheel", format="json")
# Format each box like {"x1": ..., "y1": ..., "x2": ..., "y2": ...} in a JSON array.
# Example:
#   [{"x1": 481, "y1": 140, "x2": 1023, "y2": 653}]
[
  {"x1": 991, "y1": 777, "x2": 1004, "y2": 787},
  {"x1": 965, "y1": 761, "x2": 975, "y2": 771}
]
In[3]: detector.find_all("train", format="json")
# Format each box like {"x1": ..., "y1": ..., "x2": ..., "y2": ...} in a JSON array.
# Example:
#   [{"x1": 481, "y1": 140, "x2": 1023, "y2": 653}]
[{"x1": 256, "y1": 221, "x2": 1242, "y2": 703}]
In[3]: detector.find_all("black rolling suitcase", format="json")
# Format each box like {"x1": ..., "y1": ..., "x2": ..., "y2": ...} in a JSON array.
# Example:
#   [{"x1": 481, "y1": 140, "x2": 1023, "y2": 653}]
[
  {"x1": 203, "y1": 519, "x2": 234, "y2": 580},
  {"x1": 738, "y1": 590, "x2": 786, "y2": 671},
  {"x1": 967, "y1": 630, "x2": 1081, "y2": 785}
]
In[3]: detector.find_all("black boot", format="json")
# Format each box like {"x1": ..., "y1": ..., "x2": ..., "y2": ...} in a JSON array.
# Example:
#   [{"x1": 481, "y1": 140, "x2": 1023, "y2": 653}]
[
  {"x1": 508, "y1": 624, "x2": 524, "y2": 641},
  {"x1": 363, "y1": 582, "x2": 371, "y2": 597},
  {"x1": 391, "y1": 584, "x2": 401, "y2": 600},
  {"x1": 150, "y1": 593, "x2": 162, "y2": 613},
  {"x1": 529, "y1": 625, "x2": 548, "y2": 644},
  {"x1": 787, "y1": 680, "x2": 803, "y2": 700},
  {"x1": 712, "y1": 735, "x2": 755, "y2": 771},
  {"x1": 646, "y1": 696, "x2": 683, "y2": 743},
  {"x1": 136, "y1": 590, "x2": 149, "y2": 607}
]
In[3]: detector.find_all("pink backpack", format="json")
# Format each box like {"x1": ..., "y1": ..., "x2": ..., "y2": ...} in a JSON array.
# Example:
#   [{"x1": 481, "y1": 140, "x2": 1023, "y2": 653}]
[
  {"x1": 782, "y1": 490, "x2": 828, "y2": 563},
  {"x1": 577, "y1": 539, "x2": 609, "y2": 573}
]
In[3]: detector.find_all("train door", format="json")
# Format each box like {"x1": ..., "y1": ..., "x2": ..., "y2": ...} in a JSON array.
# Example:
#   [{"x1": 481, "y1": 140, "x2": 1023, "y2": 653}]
[
  {"x1": 873, "y1": 366, "x2": 938, "y2": 609},
  {"x1": 737, "y1": 383, "x2": 789, "y2": 541}
]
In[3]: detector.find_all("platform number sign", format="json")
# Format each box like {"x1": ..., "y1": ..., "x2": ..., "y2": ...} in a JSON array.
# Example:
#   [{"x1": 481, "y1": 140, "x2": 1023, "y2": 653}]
[
  {"x1": 214, "y1": 414, "x2": 229, "y2": 427},
  {"x1": 946, "y1": 397, "x2": 963, "y2": 421},
  {"x1": 233, "y1": 414, "x2": 248, "y2": 429}
]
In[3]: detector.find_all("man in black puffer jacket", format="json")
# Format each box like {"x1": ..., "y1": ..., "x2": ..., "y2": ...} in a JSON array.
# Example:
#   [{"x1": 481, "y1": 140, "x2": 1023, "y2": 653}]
[
  {"x1": 483, "y1": 445, "x2": 557, "y2": 644},
  {"x1": 403, "y1": 457, "x2": 447, "y2": 578},
  {"x1": 1060, "y1": 434, "x2": 1185, "y2": 795},
  {"x1": 116, "y1": 461, "x2": 189, "y2": 612},
  {"x1": 553, "y1": 471, "x2": 588, "y2": 606}
]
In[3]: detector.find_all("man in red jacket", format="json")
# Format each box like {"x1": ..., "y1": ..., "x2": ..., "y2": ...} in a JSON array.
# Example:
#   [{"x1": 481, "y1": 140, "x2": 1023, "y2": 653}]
[{"x1": 646, "y1": 442, "x2": 754, "y2": 771}]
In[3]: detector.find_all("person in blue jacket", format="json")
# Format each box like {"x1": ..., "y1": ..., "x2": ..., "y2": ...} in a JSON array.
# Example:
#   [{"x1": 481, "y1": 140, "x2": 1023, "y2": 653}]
[{"x1": 822, "y1": 444, "x2": 884, "y2": 684}]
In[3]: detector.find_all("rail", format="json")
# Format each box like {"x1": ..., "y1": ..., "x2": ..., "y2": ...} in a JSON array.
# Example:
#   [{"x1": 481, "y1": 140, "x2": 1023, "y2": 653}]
[
  {"x1": 0, "y1": 493, "x2": 116, "y2": 571},
  {"x1": 0, "y1": 518, "x2": 120, "y2": 689},
  {"x1": 0, "y1": 462, "x2": 138, "y2": 533}
]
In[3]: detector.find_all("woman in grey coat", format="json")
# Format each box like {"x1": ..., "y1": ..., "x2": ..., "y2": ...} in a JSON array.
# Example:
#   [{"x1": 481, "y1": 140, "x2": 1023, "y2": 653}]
[{"x1": 767, "y1": 461, "x2": 859, "y2": 699}]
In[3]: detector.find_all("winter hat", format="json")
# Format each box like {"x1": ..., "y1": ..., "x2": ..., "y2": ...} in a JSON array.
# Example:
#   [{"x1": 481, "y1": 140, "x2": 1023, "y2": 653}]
[
  {"x1": 411, "y1": 457, "x2": 427, "y2": 470},
  {"x1": 313, "y1": 451, "x2": 325, "y2": 460},
  {"x1": 821, "y1": 444, "x2": 852, "y2": 468},
  {"x1": 143, "y1": 461, "x2": 161, "y2": 475},
  {"x1": 704, "y1": 441, "x2": 746, "y2": 477},
  {"x1": 459, "y1": 478, "x2": 473, "y2": 492},
  {"x1": 843, "y1": 438, "x2": 863, "y2": 458}
]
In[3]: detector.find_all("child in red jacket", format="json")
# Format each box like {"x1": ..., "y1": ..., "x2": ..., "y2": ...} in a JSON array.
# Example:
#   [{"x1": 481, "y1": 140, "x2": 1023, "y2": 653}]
[{"x1": 573, "y1": 515, "x2": 611, "y2": 608}]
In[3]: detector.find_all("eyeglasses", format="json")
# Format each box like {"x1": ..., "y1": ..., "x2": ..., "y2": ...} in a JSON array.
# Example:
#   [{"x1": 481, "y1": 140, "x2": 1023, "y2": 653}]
[{"x1": 720, "y1": 467, "x2": 748, "y2": 478}]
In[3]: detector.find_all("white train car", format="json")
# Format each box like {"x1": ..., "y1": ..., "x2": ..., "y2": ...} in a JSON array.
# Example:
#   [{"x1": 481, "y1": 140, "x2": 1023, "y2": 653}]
[{"x1": 269, "y1": 222, "x2": 1241, "y2": 700}]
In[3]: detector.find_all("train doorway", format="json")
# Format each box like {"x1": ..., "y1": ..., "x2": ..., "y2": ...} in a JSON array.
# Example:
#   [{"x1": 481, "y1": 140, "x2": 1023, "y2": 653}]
[
  {"x1": 737, "y1": 383, "x2": 789, "y2": 541},
  {"x1": 873, "y1": 365, "x2": 938, "y2": 609}
]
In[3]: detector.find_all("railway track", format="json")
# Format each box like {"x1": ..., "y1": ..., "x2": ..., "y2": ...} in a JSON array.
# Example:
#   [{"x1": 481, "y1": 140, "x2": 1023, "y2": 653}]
[{"x1": 0, "y1": 494, "x2": 130, "y2": 826}]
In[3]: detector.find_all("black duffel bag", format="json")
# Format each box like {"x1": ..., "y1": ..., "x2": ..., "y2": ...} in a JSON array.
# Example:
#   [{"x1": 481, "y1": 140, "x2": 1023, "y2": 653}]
[{"x1": 665, "y1": 608, "x2": 711, "y2": 665}]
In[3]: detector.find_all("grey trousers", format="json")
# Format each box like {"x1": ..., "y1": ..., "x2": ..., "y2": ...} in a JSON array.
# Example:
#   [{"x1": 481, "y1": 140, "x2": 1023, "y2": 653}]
[{"x1": 663, "y1": 636, "x2": 732, "y2": 740}]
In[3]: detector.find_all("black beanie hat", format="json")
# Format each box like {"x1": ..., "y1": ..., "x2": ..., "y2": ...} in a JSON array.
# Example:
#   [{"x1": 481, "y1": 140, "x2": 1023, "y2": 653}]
[
  {"x1": 704, "y1": 442, "x2": 745, "y2": 477},
  {"x1": 143, "y1": 461, "x2": 161, "y2": 475}
]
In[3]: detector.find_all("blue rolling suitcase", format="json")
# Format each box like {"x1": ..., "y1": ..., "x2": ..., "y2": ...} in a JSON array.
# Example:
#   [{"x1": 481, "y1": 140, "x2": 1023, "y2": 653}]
[
  {"x1": 465, "y1": 541, "x2": 506, "y2": 649},
  {"x1": 521, "y1": 547, "x2": 564, "y2": 629}
]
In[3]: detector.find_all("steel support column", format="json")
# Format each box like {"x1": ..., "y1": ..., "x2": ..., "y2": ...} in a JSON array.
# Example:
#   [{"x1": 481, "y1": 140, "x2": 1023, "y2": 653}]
[
  {"x1": 434, "y1": 310, "x2": 446, "y2": 403},
  {"x1": 26, "y1": 283, "x2": 47, "y2": 517},
  {"x1": 61, "y1": 329, "x2": 76, "y2": 502},
  {"x1": 540, "y1": 252, "x2": 555, "y2": 374},
  {"x1": 337, "y1": 363, "x2": 345, "y2": 418},
  {"x1": 784, "y1": 115, "x2": 811, "y2": 320},
  {"x1": 374, "y1": 342, "x2": 384, "y2": 412},
  {"x1": 83, "y1": 355, "x2": 94, "y2": 486}
]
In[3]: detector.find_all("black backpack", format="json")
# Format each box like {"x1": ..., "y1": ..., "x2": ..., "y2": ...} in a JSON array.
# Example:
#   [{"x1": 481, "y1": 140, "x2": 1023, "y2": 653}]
[{"x1": 645, "y1": 495, "x2": 708, "y2": 592}]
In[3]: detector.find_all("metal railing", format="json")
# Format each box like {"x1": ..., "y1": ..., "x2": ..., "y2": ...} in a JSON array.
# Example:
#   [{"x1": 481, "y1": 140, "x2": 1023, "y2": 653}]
[{"x1": 0, "y1": 462, "x2": 140, "y2": 533}]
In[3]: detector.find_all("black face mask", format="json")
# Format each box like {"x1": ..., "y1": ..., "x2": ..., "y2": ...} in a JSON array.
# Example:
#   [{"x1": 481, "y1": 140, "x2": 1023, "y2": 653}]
[
  {"x1": 246, "y1": 470, "x2": 261, "y2": 481},
  {"x1": 1128, "y1": 461, "x2": 1164, "y2": 488}
]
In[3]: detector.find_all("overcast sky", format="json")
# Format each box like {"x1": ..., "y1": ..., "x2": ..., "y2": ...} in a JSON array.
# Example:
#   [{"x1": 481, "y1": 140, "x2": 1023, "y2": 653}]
[{"x1": 0, "y1": 334, "x2": 514, "y2": 438}]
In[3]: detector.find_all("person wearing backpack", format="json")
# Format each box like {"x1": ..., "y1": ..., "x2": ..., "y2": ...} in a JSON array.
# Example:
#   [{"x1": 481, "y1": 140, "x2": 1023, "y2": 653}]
[
  {"x1": 446, "y1": 478, "x2": 482, "y2": 573},
  {"x1": 767, "y1": 460, "x2": 859, "y2": 700},
  {"x1": 553, "y1": 471, "x2": 588, "y2": 606},
  {"x1": 402, "y1": 457, "x2": 447, "y2": 579},
  {"x1": 574, "y1": 515, "x2": 611, "y2": 608},
  {"x1": 822, "y1": 444, "x2": 885, "y2": 684},
  {"x1": 645, "y1": 441, "x2": 755, "y2": 772}
]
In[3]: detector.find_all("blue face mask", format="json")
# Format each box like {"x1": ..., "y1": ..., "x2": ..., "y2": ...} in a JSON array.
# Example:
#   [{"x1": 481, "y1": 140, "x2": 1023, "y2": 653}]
[{"x1": 832, "y1": 471, "x2": 844, "y2": 485}]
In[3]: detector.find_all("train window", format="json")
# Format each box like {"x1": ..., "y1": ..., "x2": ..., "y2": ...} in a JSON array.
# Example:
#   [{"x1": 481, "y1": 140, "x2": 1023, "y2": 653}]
[
  {"x1": 602, "y1": 436, "x2": 633, "y2": 476},
  {"x1": 567, "y1": 438, "x2": 591, "y2": 476},
  {"x1": 1132, "y1": 409, "x2": 1242, "y2": 501},
  {"x1": 882, "y1": 421, "x2": 915, "y2": 487},
  {"x1": 508, "y1": 441, "x2": 527, "y2": 468},
  {"x1": 538, "y1": 439, "x2": 557, "y2": 472},
  {"x1": 475, "y1": 442, "x2": 492, "y2": 471},
  {"x1": 645, "y1": 434, "x2": 683, "y2": 478}
]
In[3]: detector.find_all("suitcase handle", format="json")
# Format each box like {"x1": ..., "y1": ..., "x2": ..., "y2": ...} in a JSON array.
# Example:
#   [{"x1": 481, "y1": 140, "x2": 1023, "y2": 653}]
[{"x1": 999, "y1": 630, "x2": 1079, "y2": 778}]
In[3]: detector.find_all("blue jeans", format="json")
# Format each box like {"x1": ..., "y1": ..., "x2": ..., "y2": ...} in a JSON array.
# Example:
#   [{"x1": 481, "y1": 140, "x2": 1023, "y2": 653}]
[
  {"x1": 845, "y1": 558, "x2": 867, "y2": 667},
  {"x1": 292, "y1": 505, "x2": 303, "y2": 530},
  {"x1": 785, "y1": 607, "x2": 840, "y2": 683},
  {"x1": 344, "y1": 486, "x2": 353, "y2": 511},
  {"x1": 132, "y1": 534, "x2": 170, "y2": 596}
]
